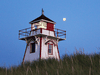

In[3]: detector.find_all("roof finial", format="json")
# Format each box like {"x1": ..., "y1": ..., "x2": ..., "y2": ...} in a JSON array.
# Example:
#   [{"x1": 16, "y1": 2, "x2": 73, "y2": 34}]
[{"x1": 42, "y1": 8, "x2": 44, "y2": 15}]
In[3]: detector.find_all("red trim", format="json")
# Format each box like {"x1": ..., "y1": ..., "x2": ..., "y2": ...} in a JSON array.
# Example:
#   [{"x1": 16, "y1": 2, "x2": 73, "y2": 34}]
[
  {"x1": 48, "y1": 43, "x2": 53, "y2": 55},
  {"x1": 40, "y1": 28, "x2": 42, "y2": 58},
  {"x1": 40, "y1": 28, "x2": 42, "y2": 33},
  {"x1": 57, "y1": 45, "x2": 60, "y2": 59},
  {"x1": 22, "y1": 44, "x2": 28, "y2": 64},
  {"x1": 28, "y1": 43, "x2": 29, "y2": 46},
  {"x1": 40, "y1": 37, "x2": 42, "y2": 58},
  {"x1": 54, "y1": 31, "x2": 56, "y2": 37},
  {"x1": 45, "y1": 40, "x2": 57, "y2": 46}
]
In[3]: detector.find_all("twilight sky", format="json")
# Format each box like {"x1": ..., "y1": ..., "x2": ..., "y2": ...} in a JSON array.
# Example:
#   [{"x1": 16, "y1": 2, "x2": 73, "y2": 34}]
[{"x1": 0, "y1": 0, "x2": 100, "y2": 68}]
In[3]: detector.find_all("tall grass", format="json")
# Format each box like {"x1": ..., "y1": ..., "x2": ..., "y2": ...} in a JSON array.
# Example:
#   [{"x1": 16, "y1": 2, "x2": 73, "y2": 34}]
[{"x1": 0, "y1": 52, "x2": 100, "y2": 75}]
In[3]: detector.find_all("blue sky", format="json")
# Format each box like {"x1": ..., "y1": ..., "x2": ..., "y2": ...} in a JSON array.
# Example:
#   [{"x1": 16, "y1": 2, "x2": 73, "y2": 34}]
[{"x1": 0, "y1": 0, "x2": 100, "y2": 68}]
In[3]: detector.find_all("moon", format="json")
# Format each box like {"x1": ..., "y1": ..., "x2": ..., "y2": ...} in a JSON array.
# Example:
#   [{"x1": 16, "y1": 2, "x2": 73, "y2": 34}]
[{"x1": 63, "y1": 18, "x2": 66, "y2": 21}]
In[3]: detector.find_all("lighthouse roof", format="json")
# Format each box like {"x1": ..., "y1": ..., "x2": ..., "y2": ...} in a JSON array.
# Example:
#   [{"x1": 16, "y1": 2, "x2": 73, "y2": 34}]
[
  {"x1": 29, "y1": 14, "x2": 56, "y2": 24},
  {"x1": 29, "y1": 9, "x2": 56, "y2": 24}
]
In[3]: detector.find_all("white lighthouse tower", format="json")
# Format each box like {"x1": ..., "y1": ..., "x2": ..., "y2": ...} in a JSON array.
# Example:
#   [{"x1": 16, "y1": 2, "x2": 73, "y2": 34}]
[{"x1": 19, "y1": 9, "x2": 66, "y2": 63}]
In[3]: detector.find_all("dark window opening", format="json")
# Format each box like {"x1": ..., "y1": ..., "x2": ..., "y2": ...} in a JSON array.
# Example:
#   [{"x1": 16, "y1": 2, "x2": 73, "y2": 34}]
[
  {"x1": 30, "y1": 43, "x2": 35, "y2": 53},
  {"x1": 48, "y1": 44, "x2": 53, "y2": 55},
  {"x1": 34, "y1": 25, "x2": 38, "y2": 29}
]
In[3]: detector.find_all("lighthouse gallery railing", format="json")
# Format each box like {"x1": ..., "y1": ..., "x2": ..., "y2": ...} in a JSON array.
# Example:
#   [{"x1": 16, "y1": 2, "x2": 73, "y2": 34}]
[{"x1": 19, "y1": 27, "x2": 66, "y2": 39}]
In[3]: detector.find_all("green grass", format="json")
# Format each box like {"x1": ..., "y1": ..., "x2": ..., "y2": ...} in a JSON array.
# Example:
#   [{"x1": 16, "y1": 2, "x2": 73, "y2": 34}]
[{"x1": 0, "y1": 52, "x2": 100, "y2": 75}]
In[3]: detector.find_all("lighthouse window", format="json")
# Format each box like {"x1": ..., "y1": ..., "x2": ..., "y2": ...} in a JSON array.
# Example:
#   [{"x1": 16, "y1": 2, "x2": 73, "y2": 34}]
[
  {"x1": 34, "y1": 25, "x2": 37, "y2": 29},
  {"x1": 48, "y1": 44, "x2": 53, "y2": 55},
  {"x1": 30, "y1": 43, "x2": 35, "y2": 53}
]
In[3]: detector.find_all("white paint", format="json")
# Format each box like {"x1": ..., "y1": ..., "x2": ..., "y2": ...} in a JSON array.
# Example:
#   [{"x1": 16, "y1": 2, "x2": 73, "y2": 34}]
[
  {"x1": 29, "y1": 29, "x2": 55, "y2": 37},
  {"x1": 42, "y1": 29, "x2": 54, "y2": 36},
  {"x1": 24, "y1": 34, "x2": 59, "y2": 62},
  {"x1": 24, "y1": 40, "x2": 40, "y2": 62},
  {"x1": 41, "y1": 37, "x2": 59, "y2": 59},
  {"x1": 23, "y1": 21, "x2": 61, "y2": 62},
  {"x1": 31, "y1": 21, "x2": 47, "y2": 30},
  {"x1": 30, "y1": 29, "x2": 40, "y2": 36},
  {"x1": 38, "y1": 22, "x2": 47, "y2": 29}
]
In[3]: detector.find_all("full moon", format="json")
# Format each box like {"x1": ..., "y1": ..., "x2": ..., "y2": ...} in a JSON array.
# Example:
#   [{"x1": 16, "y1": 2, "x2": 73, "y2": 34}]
[{"x1": 63, "y1": 18, "x2": 66, "y2": 21}]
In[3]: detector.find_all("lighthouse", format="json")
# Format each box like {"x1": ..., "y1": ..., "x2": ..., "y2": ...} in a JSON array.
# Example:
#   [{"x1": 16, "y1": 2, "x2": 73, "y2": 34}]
[{"x1": 19, "y1": 9, "x2": 66, "y2": 63}]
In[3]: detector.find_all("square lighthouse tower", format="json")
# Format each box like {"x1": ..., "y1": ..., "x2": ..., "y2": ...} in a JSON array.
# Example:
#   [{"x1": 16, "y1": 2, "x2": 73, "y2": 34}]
[{"x1": 18, "y1": 9, "x2": 66, "y2": 63}]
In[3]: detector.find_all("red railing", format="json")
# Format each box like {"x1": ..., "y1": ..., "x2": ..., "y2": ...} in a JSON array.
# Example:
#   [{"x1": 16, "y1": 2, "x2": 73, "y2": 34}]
[{"x1": 19, "y1": 27, "x2": 66, "y2": 39}]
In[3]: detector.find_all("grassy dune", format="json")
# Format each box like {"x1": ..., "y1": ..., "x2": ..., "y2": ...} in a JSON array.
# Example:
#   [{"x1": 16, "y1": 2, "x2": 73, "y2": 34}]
[{"x1": 0, "y1": 52, "x2": 100, "y2": 75}]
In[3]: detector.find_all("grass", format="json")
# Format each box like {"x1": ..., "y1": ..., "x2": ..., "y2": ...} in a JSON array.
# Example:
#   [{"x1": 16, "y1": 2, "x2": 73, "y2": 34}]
[{"x1": 0, "y1": 52, "x2": 100, "y2": 75}]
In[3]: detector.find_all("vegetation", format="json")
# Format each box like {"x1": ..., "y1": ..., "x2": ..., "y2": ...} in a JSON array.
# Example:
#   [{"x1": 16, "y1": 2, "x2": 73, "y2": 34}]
[{"x1": 0, "y1": 52, "x2": 100, "y2": 75}]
